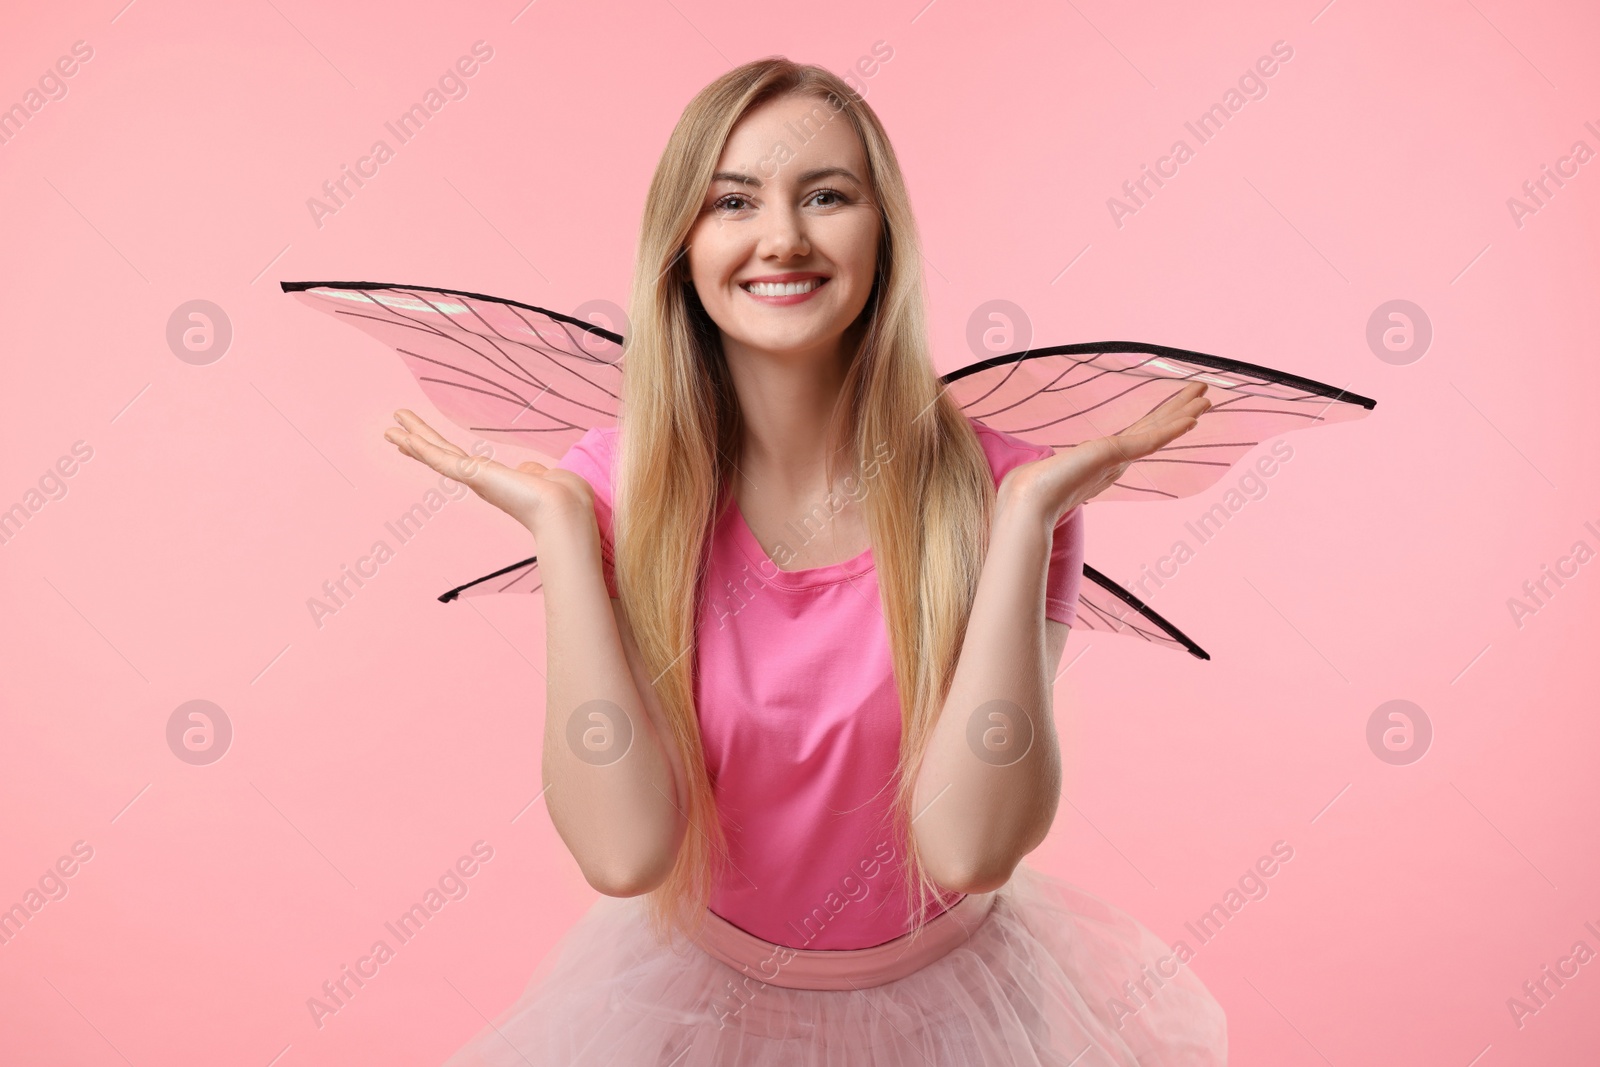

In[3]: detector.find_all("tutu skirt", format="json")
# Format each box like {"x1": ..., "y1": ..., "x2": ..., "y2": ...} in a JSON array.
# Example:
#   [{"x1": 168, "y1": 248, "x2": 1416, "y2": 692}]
[{"x1": 441, "y1": 862, "x2": 1227, "y2": 1065}]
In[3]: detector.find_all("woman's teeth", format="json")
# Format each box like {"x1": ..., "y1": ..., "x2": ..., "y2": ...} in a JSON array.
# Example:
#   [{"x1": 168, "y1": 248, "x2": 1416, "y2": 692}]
[{"x1": 743, "y1": 278, "x2": 825, "y2": 296}]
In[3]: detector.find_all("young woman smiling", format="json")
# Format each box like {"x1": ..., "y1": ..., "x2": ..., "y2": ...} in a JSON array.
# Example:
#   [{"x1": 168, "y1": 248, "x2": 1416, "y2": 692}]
[{"x1": 395, "y1": 56, "x2": 1227, "y2": 1067}]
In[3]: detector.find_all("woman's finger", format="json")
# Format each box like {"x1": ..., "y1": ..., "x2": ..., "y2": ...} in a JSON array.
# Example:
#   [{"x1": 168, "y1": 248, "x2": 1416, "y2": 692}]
[
  {"x1": 1111, "y1": 413, "x2": 1201, "y2": 463},
  {"x1": 1119, "y1": 390, "x2": 1210, "y2": 453},
  {"x1": 392, "y1": 430, "x2": 492, "y2": 484},
  {"x1": 1117, "y1": 382, "x2": 1209, "y2": 437},
  {"x1": 391, "y1": 409, "x2": 468, "y2": 459}
]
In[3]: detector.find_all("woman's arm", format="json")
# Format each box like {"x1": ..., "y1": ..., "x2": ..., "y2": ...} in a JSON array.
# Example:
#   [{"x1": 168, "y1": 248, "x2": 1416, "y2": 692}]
[
  {"x1": 910, "y1": 489, "x2": 1069, "y2": 895},
  {"x1": 381, "y1": 410, "x2": 686, "y2": 898},
  {"x1": 912, "y1": 382, "x2": 1211, "y2": 893},
  {"x1": 534, "y1": 506, "x2": 688, "y2": 898}
]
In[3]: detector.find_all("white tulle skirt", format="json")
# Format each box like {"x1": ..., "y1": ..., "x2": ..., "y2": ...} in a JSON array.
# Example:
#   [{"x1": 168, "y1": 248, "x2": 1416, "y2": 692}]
[{"x1": 441, "y1": 861, "x2": 1227, "y2": 1065}]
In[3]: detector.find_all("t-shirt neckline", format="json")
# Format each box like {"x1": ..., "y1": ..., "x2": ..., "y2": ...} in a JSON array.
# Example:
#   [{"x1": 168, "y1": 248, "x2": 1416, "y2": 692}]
[{"x1": 723, "y1": 493, "x2": 876, "y2": 590}]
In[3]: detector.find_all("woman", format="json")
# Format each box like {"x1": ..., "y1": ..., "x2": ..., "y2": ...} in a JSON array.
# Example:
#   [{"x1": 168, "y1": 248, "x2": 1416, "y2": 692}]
[{"x1": 390, "y1": 56, "x2": 1227, "y2": 1066}]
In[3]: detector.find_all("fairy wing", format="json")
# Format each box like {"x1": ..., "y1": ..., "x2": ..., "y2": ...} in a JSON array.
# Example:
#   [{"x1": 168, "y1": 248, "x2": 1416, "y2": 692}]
[
  {"x1": 281, "y1": 280, "x2": 624, "y2": 455},
  {"x1": 1071, "y1": 564, "x2": 1209, "y2": 659},
  {"x1": 944, "y1": 340, "x2": 1375, "y2": 502},
  {"x1": 282, "y1": 279, "x2": 624, "y2": 601},
  {"x1": 434, "y1": 553, "x2": 543, "y2": 602},
  {"x1": 947, "y1": 340, "x2": 1377, "y2": 658}
]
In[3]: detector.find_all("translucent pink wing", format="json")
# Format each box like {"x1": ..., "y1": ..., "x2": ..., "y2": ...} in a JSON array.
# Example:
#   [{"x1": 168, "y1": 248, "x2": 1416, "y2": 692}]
[
  {"x1": 944, "y1": 341, "x2": 1375, "y2": 502},
  {"x1": 435, "y1": 555, "x2": 541, "y2": 603},
  {"x1": 282, "y1": 279, "x2": 626, "y2": 601},
  {"x1": 1077, "y1": 565, "x2": 1208, "y2": 659},
  {"x1": 948, "y1": 340, "x2": 1376, "y2": 658},
  {"x1": 281, "y1": 280, "x2": 623, "y2": 456}
]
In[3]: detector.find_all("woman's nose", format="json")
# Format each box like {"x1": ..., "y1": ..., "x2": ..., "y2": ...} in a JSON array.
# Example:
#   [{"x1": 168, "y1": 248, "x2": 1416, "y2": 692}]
[{"x1": 757, "y1": 205, "x2": 810, "y2": 259}]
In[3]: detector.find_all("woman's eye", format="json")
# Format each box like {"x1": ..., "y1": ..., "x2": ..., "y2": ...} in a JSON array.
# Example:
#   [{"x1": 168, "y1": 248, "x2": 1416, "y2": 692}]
[{"x1": 712, "y1": 188, "x2": 850, "y2": 213}]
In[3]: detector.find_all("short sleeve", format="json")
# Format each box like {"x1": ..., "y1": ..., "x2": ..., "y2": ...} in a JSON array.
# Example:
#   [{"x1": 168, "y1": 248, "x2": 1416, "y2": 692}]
[
  {"x1": 1044, "y1": 502, "x2": 1085, "y2": 627},
  {"x1": 969, "y1": 418, "x2": 1086, "y2": 628},
  {"x1": 552, "y1": 427, "x2": 620, "y2": 599}
]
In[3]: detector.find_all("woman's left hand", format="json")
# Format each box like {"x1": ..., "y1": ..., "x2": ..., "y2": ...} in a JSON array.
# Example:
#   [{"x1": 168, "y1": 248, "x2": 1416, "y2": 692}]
[{"x1": 997, "y1": 381, "x2": 1212, "y2": 524}]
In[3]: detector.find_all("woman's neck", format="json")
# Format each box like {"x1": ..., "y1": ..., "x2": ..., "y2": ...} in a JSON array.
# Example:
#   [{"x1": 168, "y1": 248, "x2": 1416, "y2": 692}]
[{"x1": 724, "y1": 339, "x2": 854, "y2": 496}]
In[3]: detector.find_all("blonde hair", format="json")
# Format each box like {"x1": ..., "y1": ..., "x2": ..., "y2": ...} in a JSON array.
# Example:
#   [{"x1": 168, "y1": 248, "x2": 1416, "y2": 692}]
[{"x1": 613, "y1": 56, "x2": 999, "y2": 950}]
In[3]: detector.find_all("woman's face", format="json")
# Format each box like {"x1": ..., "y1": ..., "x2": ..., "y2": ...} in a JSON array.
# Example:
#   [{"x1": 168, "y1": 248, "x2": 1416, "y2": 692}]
[{"x1": 686, "y1": 92, "x2": 882, "y2": 366}]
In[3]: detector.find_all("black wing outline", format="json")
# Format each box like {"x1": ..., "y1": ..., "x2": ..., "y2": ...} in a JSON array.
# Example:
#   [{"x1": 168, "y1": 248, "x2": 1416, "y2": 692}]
[{"x1": 436, "y1": 554, "x2": 541, "y2": 603}]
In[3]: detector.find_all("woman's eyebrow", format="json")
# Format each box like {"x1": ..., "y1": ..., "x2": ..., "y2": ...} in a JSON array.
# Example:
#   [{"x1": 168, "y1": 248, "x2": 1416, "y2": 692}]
[{"x1": 710, "y1": 165, "x2": 860, "y2": 188}]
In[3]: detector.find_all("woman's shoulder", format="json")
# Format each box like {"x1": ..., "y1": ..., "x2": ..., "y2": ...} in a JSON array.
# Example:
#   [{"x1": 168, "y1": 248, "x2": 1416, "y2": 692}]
[
  {"x1": 572, "y1": 424, "x2": 622, "y2": 459},
  {"x1": 964, "y1": 415, "x2": 1052, "y2": 485},
  {"x1": 553, "y1": 425, "x2": 622, "y2": 506}
]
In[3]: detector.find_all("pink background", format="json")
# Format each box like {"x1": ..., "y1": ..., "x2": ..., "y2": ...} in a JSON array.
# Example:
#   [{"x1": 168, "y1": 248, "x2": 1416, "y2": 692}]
[{"x1": 2, "y1": 0, "x2": 1597, "y2": 1063}]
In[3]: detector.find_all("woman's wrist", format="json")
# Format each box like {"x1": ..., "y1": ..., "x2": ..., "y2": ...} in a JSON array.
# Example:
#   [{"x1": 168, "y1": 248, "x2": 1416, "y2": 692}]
[
  {"x1": 526, "y1": 499, "x2": 602, "y2": 554},
  {"x1": 995, "y1": 469, "x2": 1066, "y2": 533},
  {"x1": 990, "y1": 487, "x2": 1059, "y2": 576}
]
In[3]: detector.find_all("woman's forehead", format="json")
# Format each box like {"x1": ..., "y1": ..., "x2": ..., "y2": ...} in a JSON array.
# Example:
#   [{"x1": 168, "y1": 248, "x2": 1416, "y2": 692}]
[{"x1": 715, "y1": 96, "x2": 866, "y2": 182}]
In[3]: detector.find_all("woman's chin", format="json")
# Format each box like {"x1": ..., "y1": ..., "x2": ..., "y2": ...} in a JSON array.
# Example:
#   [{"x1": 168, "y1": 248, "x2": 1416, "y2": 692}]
[
  {"x1": 722, "y1": 320, "x2": 849, "y2": 358},
  {"x1": 750, "y1": 336, "x2": 850, "y2": 363}
]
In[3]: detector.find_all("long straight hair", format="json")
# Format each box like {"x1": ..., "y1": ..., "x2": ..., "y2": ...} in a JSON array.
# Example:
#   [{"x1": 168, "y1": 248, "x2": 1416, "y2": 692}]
[{"x1": 613, "y1": 56, "x2": 999, "y2": 949}]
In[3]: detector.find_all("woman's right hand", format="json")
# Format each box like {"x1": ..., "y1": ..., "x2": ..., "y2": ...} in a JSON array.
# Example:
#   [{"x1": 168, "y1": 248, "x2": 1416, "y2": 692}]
[{"x1": 382, "y1": 409, "x2": 597, "y2": 536}]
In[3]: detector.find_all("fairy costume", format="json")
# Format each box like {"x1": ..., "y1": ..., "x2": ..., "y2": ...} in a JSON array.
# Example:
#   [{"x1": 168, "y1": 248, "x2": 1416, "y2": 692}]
[
  {"x1": 440, "y1": 418, "x2": 1229, "y2": 1065},
  {"x1": 279, "y1": 279, "x2": 1374, "y2": 1065}
]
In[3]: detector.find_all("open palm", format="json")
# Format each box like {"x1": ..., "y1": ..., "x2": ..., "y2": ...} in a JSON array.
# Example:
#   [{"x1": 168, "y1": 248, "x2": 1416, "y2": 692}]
[
  {"x1": 1000, "y1": 382, "x2": 1213, "y2": 522},
  {"x1": 382, "y1": 409, "x2": 596, "y2": 534}
]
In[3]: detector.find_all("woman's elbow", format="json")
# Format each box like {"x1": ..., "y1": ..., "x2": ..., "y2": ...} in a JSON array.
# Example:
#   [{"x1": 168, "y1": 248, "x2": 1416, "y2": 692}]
[
  {"x1": 579, "y1": 833, "x2": 681, "y2": 898},
  {"x1": 582, "y1": 856, "x2": 667, "y2": 898},
  {"x1": 917, "y1": 833, "x2": 1020, "y2": 896},
  {"x1": 918, "y1": 810, "x2": 1055, "y2": 894}
]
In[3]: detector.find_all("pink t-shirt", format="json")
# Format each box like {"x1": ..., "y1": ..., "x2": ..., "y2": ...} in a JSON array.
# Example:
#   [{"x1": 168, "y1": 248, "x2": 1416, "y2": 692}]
[{"x1": 554, "y1": 418, "x2": 1086, "y2": 950}]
